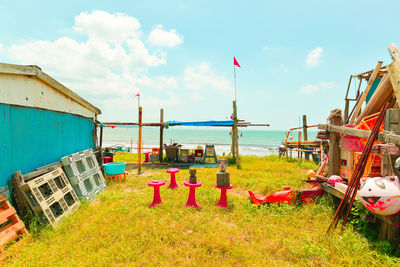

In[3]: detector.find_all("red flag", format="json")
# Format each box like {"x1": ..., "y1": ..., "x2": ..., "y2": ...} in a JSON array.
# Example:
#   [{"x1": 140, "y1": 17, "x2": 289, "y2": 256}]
[{"x1": 233, "y1": 57, "x2": 241, "y2": 68}]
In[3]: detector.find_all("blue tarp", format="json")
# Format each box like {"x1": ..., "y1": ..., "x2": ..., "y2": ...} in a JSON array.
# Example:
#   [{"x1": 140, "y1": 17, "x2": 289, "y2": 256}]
[{"x1": 166, "y1": 120, "x2": 234, "y2": 126}]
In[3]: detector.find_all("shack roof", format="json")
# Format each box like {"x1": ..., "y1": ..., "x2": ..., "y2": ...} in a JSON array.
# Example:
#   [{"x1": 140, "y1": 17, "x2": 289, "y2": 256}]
[{"x1": 0, "y1": 62, "x2": 101, "y2": 115}]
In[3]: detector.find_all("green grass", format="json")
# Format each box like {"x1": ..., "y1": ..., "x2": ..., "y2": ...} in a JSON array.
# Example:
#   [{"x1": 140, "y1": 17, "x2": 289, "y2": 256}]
[{"x1": 2, "y1": 156, "x2": 399, "y2": 266}]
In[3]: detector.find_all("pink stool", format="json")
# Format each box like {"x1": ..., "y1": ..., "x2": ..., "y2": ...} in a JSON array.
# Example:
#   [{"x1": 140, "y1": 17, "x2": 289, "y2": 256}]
[
  {"x1": 148, "y1": 180, "x2": 165, "y2": 207},
  {"x1": 166, "y1": 168, "x2": 180, "y2": 189},
  {"x1": 144, "y1": 152, "x2": 151, "y2": 163},
  {"x1": 215, "y1": 184, "x2": 233, "y2": 208},
  {"x1": 184, "y1": 181, "x2": 202, "y2": 209}
]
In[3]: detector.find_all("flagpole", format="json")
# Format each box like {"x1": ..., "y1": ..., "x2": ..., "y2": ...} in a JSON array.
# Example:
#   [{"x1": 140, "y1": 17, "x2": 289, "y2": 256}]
[{"x1": 234, "y1": 65, "x2": 237, "y2": 102}]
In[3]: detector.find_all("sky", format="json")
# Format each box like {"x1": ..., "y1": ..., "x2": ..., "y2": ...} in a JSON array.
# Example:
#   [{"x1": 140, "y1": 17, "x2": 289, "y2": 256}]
[{"x1": 0, "y1": 1, "x2": 399, "y2": 130}]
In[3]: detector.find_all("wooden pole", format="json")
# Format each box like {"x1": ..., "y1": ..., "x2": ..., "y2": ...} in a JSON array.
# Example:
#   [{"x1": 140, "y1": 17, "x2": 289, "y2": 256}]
[
  {"x1": 344, "y1": 75, "x2": 353, "y2": 122},
  {"x1": 298, "y1": 132, "x2": 302, "y2": 160},
  {"x1": 138, "y1": 106, "x2": 143, "y2": 174},
  {"x1": 327, "y1": 112, "x2": 342, "y2": 176},
  {"x1": 233, "y1": 101, "x2": 241, "y2": 168},
  {"x1": 159, "y1": 109, "x2": 164, "y2": 163},
  {"x1": 302, "y1": 115, "x2": 310, "y2": 160},
  {"x1": 231, "y1": 126, "x2": 235, "y2": 157},
  {"x1": 99, "y1": 124, "x2": 103, "y2": 148}
]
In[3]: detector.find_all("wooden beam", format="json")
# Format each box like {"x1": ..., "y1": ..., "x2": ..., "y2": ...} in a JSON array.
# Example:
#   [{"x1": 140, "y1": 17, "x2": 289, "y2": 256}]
[
  {"x1": 388, "y1": 62, "x2": 400, "y2": 106},
  {"x1": 388, "y1": 43, "x2": 400, "y2": 62},
  {"x1": 159, "y1": 109, "x2": 164, "y2": 163},
  {"x1": 355, "y1": 74, "x2": 390, "y2": 124},
  {"x1": 318, "y1": 123, "x2": 400, "y2": 144},
  {"x1": 233, "y1": 101, "x2": 241, "y2": 168},
  {"x1": 349, "y1": 61, "x2": 383, "y2": 124}
]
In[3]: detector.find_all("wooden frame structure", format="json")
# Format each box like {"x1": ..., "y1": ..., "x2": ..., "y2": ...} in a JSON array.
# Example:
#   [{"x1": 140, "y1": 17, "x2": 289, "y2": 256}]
[{"x1": 96, "y1": 101, "x2": 269, "y2": 170}]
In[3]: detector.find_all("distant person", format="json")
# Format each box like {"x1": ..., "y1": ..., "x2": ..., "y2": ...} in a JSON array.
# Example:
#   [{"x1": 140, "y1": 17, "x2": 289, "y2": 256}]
[{"x1": 278, "y1": 144, "x2": 286, "y2": 158}]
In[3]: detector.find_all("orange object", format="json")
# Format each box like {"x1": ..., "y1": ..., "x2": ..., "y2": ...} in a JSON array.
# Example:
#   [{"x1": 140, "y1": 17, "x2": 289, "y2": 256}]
[
  {"x1": 0, "y1": 194, "x2": 28, "y2": 253},
  {"x1": 152, "y1": 148, "x2": 160, "y2": 155},
  {"x1": 106, "y1": 173, "x2": 127, "y2": 182},
  {"x1": 354, "y1": 152, "x2": 382, "y2": 177},
  {"x1": 339, "y1": 167, "x2": 354, "y2": 181},
  {"x1": 356, "y1": 112, "x2": 384, "y2": 147}
]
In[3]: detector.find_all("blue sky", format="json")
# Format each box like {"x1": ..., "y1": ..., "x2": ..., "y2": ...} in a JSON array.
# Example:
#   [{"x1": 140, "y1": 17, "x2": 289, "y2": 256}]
[{"x1": 0, "y1": 1, "x2": 399, "y2": 130}]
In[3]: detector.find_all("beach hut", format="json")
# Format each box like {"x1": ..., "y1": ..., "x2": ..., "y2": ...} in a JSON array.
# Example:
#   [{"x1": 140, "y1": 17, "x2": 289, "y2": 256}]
[{"x1": 0, "y1": 62, "x2": 101, "y2": 197}]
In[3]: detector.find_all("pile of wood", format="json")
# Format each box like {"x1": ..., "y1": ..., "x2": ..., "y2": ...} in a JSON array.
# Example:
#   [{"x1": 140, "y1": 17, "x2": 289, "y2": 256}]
[{"x1": 345, "y1": 43, "x2": 400, "y2": 126}]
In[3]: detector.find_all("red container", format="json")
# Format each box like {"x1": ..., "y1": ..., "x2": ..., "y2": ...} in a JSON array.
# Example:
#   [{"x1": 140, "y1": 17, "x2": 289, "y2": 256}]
[{"x1": 104, "y1": 156, "x2": 113, "y2": 163}]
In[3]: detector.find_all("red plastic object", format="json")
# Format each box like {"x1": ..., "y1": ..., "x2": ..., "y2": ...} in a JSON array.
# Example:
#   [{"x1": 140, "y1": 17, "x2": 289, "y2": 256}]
[
  {"x1": 166, "y1": 168, "x2": 180, "y2": 189},
  {"x1": 148, "y1": 180, "x2": 165, "y2": 207},
  {"x1": 249, "y1": 187, "x2": 323, "y2": 205},
  {"x1": 104, "y1": 156, "x2": 112, "y2": 163},
  {"x1": 215, "y1": 184, "x2": 233, "y2": 208},
  {"x1": 106, "y1": 172, "x2": 126, "y2": 182},
  {"x1": 356, "y1": 113, "x2": 384, "y2": 147},
  {"x1": 184, "y1": 181, "x2": 202, "y2": 209},
  {"x1": 144, "y1": 152, "x2": 151, "y2": 163}
]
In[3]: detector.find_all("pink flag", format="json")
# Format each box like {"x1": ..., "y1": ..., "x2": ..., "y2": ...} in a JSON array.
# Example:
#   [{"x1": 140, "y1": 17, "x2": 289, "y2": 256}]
[{"x1": 234, "y1": 57, "x2": 241, "y2": 68}]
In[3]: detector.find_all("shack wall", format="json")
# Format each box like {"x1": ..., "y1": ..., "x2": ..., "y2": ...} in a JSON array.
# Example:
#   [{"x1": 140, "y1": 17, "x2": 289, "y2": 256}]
[{"x1": 0, "y1": 103, "x2": 95, "y2": 187}]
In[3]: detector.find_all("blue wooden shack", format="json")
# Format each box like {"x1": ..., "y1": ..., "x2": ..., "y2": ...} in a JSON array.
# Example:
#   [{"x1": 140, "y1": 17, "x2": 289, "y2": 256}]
[{"x1": 0, "y1": 62, "x2": 101, "y2": 195}]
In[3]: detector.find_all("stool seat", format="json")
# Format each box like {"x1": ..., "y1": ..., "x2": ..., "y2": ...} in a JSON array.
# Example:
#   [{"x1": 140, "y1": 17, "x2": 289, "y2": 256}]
[
  {"x1": 166, "y1": 168, "x2": 180, "y2": 189},
  {"x1": 166, "y1": 168, "x2": 179, "y2": 174}
]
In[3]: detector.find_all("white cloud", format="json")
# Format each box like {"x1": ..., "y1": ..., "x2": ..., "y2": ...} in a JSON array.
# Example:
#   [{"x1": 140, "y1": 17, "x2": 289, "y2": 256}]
[
  {"x1": 306, "y1": 46, "x2": 323, "y2": 67},
  {"x1": 1, "y1": 10, "x2": 182, "y2": 121},
  {"x1": 74, "y1": 10, "x2": 142, "y2": 43},
  {"x1": 184, "y1": 62, "x2": 232, "y2": 99},
  {"x1": 300, "y1": 82, "x2": 334, "y2": 94},
  {"x1": 148, "y1": 25, "x2": 183, "y2": 47}
]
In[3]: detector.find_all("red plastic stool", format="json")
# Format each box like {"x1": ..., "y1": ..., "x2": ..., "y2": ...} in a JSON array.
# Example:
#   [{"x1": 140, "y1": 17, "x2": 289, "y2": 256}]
[
  {"x1": 148, "y1": 180, "x2": 165, "y2": 207},
  {"x1": 166, "y1": 168, "x2": 180, "y2": 189},
  {"x1": 215, "y1": 184, "x2": 233, "y2": 208},
  {"x1": 144, "y1": 152, "x2": 151, "y2": 163},
  {"x1": 184, "y1": 181, "x2": 202, "y2": 209}
]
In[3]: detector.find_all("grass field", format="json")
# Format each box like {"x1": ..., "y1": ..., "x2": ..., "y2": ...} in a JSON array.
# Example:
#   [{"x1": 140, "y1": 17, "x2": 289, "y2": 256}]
[{"x1": 2, "y1": 155, "x2": 399, "y2": 266}]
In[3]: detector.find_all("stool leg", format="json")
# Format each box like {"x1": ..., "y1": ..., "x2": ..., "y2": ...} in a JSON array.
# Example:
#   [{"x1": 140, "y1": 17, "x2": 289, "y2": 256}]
[
  {"x1": 216, "y1": 188, "x2": 228, "y2": 208},
  {"x1": 186, "y1": 187, "x2": 199, "y2": 209},
  {"x1": 150, "y1": 186, "x2": 162, "y2": 207},
  {"x1": 168, "y1": 173, "x2": 179, "y2": 189}
]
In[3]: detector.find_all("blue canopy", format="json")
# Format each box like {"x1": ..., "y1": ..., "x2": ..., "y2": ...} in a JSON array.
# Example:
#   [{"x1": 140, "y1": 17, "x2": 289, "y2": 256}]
[{"x1": 166, "y1": 120, "x2": 234, "y2": 127}]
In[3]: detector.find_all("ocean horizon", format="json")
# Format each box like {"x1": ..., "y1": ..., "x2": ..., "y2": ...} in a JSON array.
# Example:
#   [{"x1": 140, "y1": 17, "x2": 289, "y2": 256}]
[{"x1": 101, "y1": 126, "x2": 318, "y2": 156}]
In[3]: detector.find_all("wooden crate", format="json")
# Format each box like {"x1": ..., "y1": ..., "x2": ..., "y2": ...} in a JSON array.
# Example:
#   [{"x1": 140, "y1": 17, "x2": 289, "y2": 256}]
[{"x1": 0, "y1": 194, "x2": 28, "y2": 253}]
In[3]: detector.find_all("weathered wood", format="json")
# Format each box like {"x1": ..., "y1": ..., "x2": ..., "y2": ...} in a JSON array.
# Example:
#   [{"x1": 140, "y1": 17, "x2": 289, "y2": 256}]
[
  {"x1": 138, "y1": 106, "x2": 143, "y2": 174},
  {"x1": 355, "y1": 74, "x2": 391, "y2": 124},
  {"x1": 303, "y1": 115, "x2": 310, "y2": 160},
  {"x1": 388, "y1": 43, "x2": 400, "y2": 62},
  {"x1": 233, "y1": 101, "x2": 240, "y2": 168},
  {"x1": 349, "y1": 61, "x2": 383, "y2": 124},
  {"x1": 159, "y1": 109, "x2": 164, "y2": 163},
  {"x1": 388, "y1": 62, "x2": 400, "y2": 106},
  {"x1": 319, "y1": 123, "x2": 400, "y2": 144}
]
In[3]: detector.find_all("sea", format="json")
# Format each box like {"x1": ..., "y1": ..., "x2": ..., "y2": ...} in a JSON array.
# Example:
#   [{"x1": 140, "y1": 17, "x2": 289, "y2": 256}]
[{"x1": 102, "y1": 126, "x2": 318, "y2": 156}]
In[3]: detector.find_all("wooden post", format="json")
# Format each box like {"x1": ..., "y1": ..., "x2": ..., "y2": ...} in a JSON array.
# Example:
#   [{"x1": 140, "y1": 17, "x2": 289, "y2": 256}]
[
  {"x1": 233, "y1": 101, "x2": 241, "y2": 168},
  {"x1": 159, "y1": 109, "x2": 164, "y2": 163},
  {"x1": 99, "y1": 124, "x2": 103, "y2": 148},
  {"x1": 99, "y1": 124, "x2": 104, "y2": 174},
  {"x1": 328, "y1": 111, "x2": 342, "y2": 177},
  {"x1": 302, "y1": 115, "x2": 310, "y2": 160},
  {"x1": 138, "y1": 106, "x2": 142, "y2": 174},
  {"x1": 298, "y1": 132, "x2": 302, "y2": 160},
  {"x1": 231, "y1": 126, "x2": 236, "y2": 157}
]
